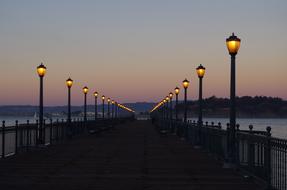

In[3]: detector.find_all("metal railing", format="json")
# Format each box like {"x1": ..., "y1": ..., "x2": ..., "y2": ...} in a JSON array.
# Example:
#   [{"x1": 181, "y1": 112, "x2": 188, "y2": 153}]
[
  {"x1": 0, "y1": 117, "x2": 133, "y2": 159},
  {"x1": 154, "y1": 117, "x2": 287, "y2": 190}
]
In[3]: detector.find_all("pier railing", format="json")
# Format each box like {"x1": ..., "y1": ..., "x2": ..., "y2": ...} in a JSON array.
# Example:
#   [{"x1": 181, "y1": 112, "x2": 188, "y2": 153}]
[
  {"x1": 0, "y1": 117, "x2": 132, "y2": 159},
  {"x1": 155, "y1": 118, "x2": 287, "y2": 190}
]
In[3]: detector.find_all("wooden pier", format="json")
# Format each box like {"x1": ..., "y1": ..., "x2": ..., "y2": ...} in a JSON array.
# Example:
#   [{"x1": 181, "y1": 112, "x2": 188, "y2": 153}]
[{"x1": 0, "y1": 120, "x2": 264, "y2": 190}]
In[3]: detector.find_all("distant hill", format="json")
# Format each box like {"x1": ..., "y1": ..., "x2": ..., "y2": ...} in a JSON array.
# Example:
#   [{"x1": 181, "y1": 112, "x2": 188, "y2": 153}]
[
  {"x1": 1, "y1": 97, "x2": 287, "y2": 118},
  {"x1": 175, "y1": 96, "x2": 287, "y2": 118}
]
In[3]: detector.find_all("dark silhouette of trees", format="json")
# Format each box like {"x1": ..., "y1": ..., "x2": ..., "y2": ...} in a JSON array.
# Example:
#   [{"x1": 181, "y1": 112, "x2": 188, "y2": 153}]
[{"x1": 175, "y1": 96, "x2": 287, "y2": 118}]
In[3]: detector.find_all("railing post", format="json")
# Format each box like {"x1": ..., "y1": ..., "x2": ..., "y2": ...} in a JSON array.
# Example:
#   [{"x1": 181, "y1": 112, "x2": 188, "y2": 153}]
[
  {"x1": 218, "y1": 122, "x2": 222, "y2": 129},
  {"x1": 217, "y1": 122, "x2": 222, "y2": 156},
  {"x1": 205, "y1": 122, "x2": 209, "y2": 150},
  {"x1": 2, "y1": 121, "x2": 5, "y2": 158},
  {"x1": 236, "y1": 124, "x2": 240, "y2": 167},
  {"x1": 193, "y1": 120, "x2": 197, "y2": 145},
  {"x1": 75, "y1": 118, "x2": 78, "y2": 135},
  {"x1": 226, "y1": 123, "x2": 230, "y2": 162},
  {"x1": 50, "y1": 119, "x2": 53, "y2": 145},
  {"x1": 43, "y1": 119, "x2": 46, "y2": 144},
  {"x1": 61, "y1": 119, "x2": 64, "y2": 140},
  {"x1": 56, "y1": 119, "x2": 59, "y2": 141},
  {"x1": 265, "y1": 126, "x2": 272, "y2": 190},
  {"x1": 35, "y1": 120, "x2": 38, "y2": 146},
  {"x1": 81, "y1": 118, "x2": 84, "y2": 133},
  {"x1": 65, "y1": 118, "x2": 68, "y2": 137},
  {"x1": 185, "y1": 121, "x2": 189, "y2": 140},
  {"x1": 26, "y1": 120, "x2": 29, "y2": 151},
  {"x1": 15, "y1": 120, "x2": 18, "y2": 154},
  {"x1": 248, "y1": 125, "x2": 254, "y2": 172},
  {"x1": 77, "y1": 118, "x2": 79, "y2": 134},
  {"x1": 72, "y1": 118, "x2": 75, "y2": 135}
]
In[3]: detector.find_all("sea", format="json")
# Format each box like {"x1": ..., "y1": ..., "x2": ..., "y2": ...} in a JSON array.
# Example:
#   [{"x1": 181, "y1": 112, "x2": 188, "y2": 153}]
[
  {"x1": 1, "y1": 116, "x2": 287, "y2": 139},
  {"x1": 0, "y1": 116, "x2": 67, "y2": 126},
  {"x1": 187, "y1": 117, "x2": 287, "y2": 139}
]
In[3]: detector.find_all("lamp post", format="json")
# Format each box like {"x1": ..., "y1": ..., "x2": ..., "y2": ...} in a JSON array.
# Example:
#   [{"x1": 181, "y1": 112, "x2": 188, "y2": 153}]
[
  {"x1": 196, "y1": 65, "x2": 205, "y2": 127},
  {"x1": 66, "y1": 78, "x2": 73, "y2": 123},
  {"x1": 83, "y1": 86, "x2": 89, "y2": 123},
  {"x1": 37, "y1": 63, "x2": 46, "y2": 144},
  {"x1": 196, "y1": 65, "x2": 205, "y2": 146},
  {"x1": 169, "y1": 92, "x2": 173, "y2": 120},
  {"x1": 182, "y1": 79, "x2": 190, "y2": 124},
  {"x1": 102, "y1": 95, "x2": 105, "y2": 119},
  {"x1": 115, "y1": 102, "x2": 118, "y2": 119},
  {"x1": 94, "y1": 92, "x2": 98, "y2": 121},
  {"x1": 66, "y1": 78, "x2": 73, "y2": 136},
  {"x1": 226, "y1": 33, "x2": 241, "y2": 164},
  {"x1": 165, "y1": 96, "x2": 170, "y2": 121},
  {"x1": 163, "y1": 99, "x2": 167, "y2": 121},
  {"x1": 111, "y1": 100, "x2": 115, "y2": 119},
  {"x1": 169, "y1": 92, "x2": 173, "y2": 132},
  {"x1": 162, "y1": 100, "x2": 165, "y2": 119},
  {"x1": 161, "y1": 100, "x2": 164, "y2": 121},
  {"x1": 107, "y1": 98, "x2": 111, "y2": 119},
  {"x1": 174, "y1": 87, "x2": 180, "y2": 121}
]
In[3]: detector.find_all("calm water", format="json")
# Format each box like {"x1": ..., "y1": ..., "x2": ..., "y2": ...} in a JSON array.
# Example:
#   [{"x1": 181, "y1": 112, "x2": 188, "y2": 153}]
[
  {"x1": 0, "y1": 116, "x2": 66, "y2": 126},
  {"x1": 187, "y1": 117, "x2": 287, "y2": 139}
]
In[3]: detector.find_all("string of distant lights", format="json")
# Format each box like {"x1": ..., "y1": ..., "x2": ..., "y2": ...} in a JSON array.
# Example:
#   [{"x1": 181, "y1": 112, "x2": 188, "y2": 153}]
[
  {"x1": 150, "y1": 64, "x2": 205, "y2": 113},
  {"x1": 117, "y1": 103, "x2": 135, "y2": 113}
]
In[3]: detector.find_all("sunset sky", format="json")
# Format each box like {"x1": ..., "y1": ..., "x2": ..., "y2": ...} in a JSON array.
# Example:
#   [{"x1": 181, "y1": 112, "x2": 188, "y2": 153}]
[{"x1": 0, "y1": 0, "x2": 286, "y2": 106}]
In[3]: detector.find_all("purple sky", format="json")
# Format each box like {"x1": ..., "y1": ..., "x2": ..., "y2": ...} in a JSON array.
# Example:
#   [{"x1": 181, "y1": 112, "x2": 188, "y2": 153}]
[{"x1": 0, "y1": 0, "x2": 286, "y2": 105}]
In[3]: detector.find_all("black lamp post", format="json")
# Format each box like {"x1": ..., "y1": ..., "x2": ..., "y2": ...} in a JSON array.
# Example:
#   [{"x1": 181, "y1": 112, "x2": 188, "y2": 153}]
[
  {"x1": 107, "y1": 98, "x2": 110, "y2": 119},
  {"x1": 161, "y1": 99, "x2": 166, "y2": 128},
  {"x1": 161, "y1": 100, "x2": 165, "y2": 120},
  {"x1": 111, "y1": 100, "x2": 115, "y2": 119},
  {"x1": 169, "y1": 92, "x2": 173, "y2": 121},
  {"x1": 196, "y1": 65, "x2": 205, "y2": 127},
  {"x1": 66, "y1": 78, "x2": 73, "y2": 123},
  {"x1": 102, "y1": 95, "x2": 105, "y2": 119},
  {"x1": 66, "y1": 78, "x2": 73, "y2": 135},
  {"x1": 37, "y1": 63, "x2": 46, "y2": 144},
  {"x1": 196, "y1": 65, "x2": 205, "y2": 146},
  {"x1": 169, "y1": 92, "x2": 174, "y2": 132},
  {"x1": 165, "y1": 96, "x2": 169, "y2": 121},
  {"x1": 163, "y1": 99, "x2": 167, "y2": 120},
  {"x1": 182, "y1": 79, "x2": 190, "y2": 124},
  {"x1": 83, "y1": 86, "x2": 89, "y2": 123},
  {"x1": 115, "y1": 102, "x2": 118, "y2": 119},
  {"x1": 94, "y1": 92, "x2": 98, "y2": 121},
  {"x1": 174, "y1": 87, "x2": 180, "y2": 121},
  {"x1": 226, "y1": 33, "x2": 241, "y2": 164}
]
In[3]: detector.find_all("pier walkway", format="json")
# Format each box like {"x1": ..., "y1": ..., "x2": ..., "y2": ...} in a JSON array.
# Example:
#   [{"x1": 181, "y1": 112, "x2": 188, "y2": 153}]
[{"x1": 0, "y1": 120, "x2": 264, "y2": 190}]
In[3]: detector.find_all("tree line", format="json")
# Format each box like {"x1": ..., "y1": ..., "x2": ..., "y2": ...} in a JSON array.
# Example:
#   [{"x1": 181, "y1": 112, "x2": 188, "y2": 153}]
[{"x1": 176, "y1": 96, "x2": 287, "y2": 118}]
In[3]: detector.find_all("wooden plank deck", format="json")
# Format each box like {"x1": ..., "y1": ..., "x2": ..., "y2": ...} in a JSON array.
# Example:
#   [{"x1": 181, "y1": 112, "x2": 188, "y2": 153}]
[{"x1": 0, "y1": 120, "x2": 265, "y2": 190}]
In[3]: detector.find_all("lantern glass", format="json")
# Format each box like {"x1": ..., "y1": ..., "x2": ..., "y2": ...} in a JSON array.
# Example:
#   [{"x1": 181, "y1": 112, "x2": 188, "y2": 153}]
[
  {"x1": 175, "y1": 87, "x2": 180, "y2": 95},
  {"x1": 196, "y1": 64, "x2": 206, "y2": 78},
  {"x1": 66, "y1": 78, "x2": 73, "y2": 88},
  {"x1": 182, "y1": 79, "x2": 190, "y2": 89},
  {"x1": 83, "y1": 86, "x2": 89, "y2": 94},
  {"x1": 37, "y1": 63, "x2": 46, "y2": 77},
  {"x1": 226, "y1": 33, "x2": 241, "y2": 55}
]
